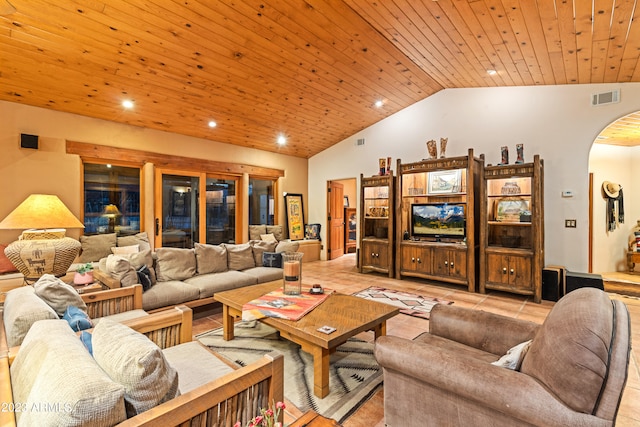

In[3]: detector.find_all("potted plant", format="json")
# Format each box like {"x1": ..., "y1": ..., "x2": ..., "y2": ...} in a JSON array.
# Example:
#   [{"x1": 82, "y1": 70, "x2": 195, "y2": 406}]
[{"x1": 74, "y1": 263, "x2": 94, "y2": 285}]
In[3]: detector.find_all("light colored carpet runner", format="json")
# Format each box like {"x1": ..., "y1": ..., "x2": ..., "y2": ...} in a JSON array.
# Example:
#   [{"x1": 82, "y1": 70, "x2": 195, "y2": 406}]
[
  {"x1": 197, "y1": 322, "x2": 381, "y2": 423},
  {"x1": 354, "y1": 286, "x2": 453, "y2": 319}
]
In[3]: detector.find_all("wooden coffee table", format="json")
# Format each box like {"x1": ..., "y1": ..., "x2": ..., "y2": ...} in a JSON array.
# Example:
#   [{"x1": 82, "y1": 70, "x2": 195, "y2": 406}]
[{"x1": 214, "y1": 280, "x2": 399, "y2": 398}]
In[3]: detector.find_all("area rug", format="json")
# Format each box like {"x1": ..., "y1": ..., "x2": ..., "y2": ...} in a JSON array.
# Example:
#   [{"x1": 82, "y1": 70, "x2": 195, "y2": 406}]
[
  {"x1": 353, "y1": 286, "x2": 453, "y2": 319},
  {"x1": 197, "y1": 323, "x2": 382, "y2": 423}
]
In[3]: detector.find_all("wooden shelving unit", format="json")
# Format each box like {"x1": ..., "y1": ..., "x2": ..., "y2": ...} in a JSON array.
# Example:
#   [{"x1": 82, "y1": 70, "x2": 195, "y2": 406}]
[
  {"x1": 479, "y1": 155, "x2": 544, "y2": 303},
  {"x1": 359, "y1": 173, "x2": 395, "y2": 277},
  {"x1": 396, "y1": 149, "x2": 484, "y2": 293}
]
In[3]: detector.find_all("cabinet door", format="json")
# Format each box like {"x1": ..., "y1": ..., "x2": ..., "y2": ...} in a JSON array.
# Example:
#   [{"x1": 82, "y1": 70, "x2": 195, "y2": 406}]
[
  {"x1": 486, "y1": 253, "x2": 509, "y2": 286},
  {"x1": 448, "y1": 249, "x2": 467, "y2": 280},
  {"x1": 433, "y1": 249, "x2": 451, "y2": 277},
  {"x1": 362, "y1": 241, "x2": 376, "y2": 268},
  {"x1": 363, "y1": 241, "x2": 388, "y2": 269},
  {"x1": 509, "y1": 254, "x2": 533, "y2": 291},
  {"x1": 400, "y1": 245, "x2": 417, "y2": 273}
]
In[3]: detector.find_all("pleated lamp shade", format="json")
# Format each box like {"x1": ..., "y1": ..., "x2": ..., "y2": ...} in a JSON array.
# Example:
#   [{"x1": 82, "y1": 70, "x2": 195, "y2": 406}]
[{"x1": 0, "y1": 194, "x2": 84, "y2": 231}]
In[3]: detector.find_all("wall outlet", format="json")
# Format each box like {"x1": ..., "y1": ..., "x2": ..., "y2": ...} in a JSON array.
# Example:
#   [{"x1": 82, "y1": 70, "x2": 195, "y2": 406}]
[{"x1": 565, "y1": 219, "x2": 577, "y2": 228}]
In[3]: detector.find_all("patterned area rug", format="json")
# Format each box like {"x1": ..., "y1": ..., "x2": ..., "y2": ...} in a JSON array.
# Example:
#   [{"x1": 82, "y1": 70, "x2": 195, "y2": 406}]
[
  {"x1": 353, "y1": 286, "x2": 453, "y2": 319},
  {"x1": 197, "y1": 322, "x2": 381, "y2": 423}
]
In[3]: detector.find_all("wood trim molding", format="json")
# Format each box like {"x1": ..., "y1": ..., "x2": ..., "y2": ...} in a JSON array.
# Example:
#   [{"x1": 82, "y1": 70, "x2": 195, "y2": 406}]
[{"x1": 66, "y1": 140, "x2": 285, "y2": 178}]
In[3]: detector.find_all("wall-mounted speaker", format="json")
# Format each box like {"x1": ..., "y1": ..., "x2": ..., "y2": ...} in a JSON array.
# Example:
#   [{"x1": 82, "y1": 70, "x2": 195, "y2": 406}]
[{"x1": 20, "y1": 133, "x2": 39, "y2": 149}]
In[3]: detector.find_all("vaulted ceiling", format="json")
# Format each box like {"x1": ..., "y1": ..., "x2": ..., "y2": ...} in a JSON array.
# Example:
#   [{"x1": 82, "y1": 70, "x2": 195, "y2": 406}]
[{"x1": 1, "y1": 1, "x2": 640, "y2": 158}]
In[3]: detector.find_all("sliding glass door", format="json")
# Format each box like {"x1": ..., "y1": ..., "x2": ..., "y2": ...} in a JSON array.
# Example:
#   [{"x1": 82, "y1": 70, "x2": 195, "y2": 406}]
[{"x1": 155, "y1": 169, "x2": 239, "y2": 248}]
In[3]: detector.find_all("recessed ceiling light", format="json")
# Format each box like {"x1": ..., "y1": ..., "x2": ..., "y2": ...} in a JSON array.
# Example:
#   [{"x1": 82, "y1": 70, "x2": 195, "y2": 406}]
[
  {"x1": 106, "y1": 164, "x2": 112, "y2": 168},
  {"x1": 122, "y1": 100, "x2": 134, "y2": 109},
  {"x1": 487, "y1": 69, "x2": 497, "y2": 76},
  {"x1": 208, "y1": 120, "x2": 217, "y2": 128},
  {"x1": 374, "y1": 100, "x2": 384, "y2": 108},
  {"x1": 277, "y1": 135, "x2": 287, "y2": 145}
]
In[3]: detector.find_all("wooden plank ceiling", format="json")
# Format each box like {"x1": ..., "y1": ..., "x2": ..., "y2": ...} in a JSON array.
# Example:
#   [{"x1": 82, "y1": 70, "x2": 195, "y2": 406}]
[{"x1": 1, "y1": 0, "x2": 640, "y2": 158}]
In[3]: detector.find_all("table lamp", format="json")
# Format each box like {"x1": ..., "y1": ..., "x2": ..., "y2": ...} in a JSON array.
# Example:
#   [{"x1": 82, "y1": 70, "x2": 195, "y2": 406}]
[
  {"x1": 102, "y1": 204, "x2": 122, "y2": 233},
  {"x1": 0, "y1": 194, "x2": 84, "y2": 281}
]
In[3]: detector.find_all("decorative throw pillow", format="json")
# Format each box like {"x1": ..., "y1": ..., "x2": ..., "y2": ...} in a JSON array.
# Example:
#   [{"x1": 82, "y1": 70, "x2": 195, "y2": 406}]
[
  {"x1": 251, "y1": 240, "x2": 278, "y2": 266},
  {"x1": 63, "y1": 305, "x2": 93, "y2": 332},
  {"x1": 92, "y1": 318, "x2": 180, "y2": 417},
  {"x1": 275, "y1": 240, "x2": 300, "y2": 253},
  {"x1": 105, "y1": 255, "x2": 139, "y2": 287},
  {"x1": 117, "y1": 232, "x2": 151, "y2": 251},
  {"x1": 155, "y1": 247, "x2": 196, "y2": 282},
  {"x1": 0, "y1": 244, "x2": 18, "y2": 274},
  {"x1": 80, "y1": 233, "x2": 117, "y2": 263},
  {"x1": 33, "y1": 274, "x2": 88, "y2": 317},
  {"x1": 260, "y1": 233, "x2": 278, "y2": 243},
  {"x1": 111, "y1": 244, "x2": 139, "y2": 255},
  {"x1": 267, "y1": 225, "x2": 284, "y2": 242},
  {"x1": 11, "y1": 320, "x2": 126, "y2": 426},
  {"x1": 136, "y1": 265, "x2": 153, "y2": 291},
  {"x1": 491, "y1": 340, "x2": 532, "y2": 370},
  {"x1": 263, "y1": 252, "x2": 283, "y2": 268},
  {"x1": 194, "y1": 243, "x2": 228, "y2": 275},
  {"x1": 80, "y1": 331, "x2": 93, "y2": 355},
  {"x1": 3, "y1": 286, "x2": 58, "y2": 347},
  {"x1": 249, "y1": 225, "x2": 267, "y2": 241},
  {"x1": 121, "y1": 249, "x2": 156, "y2": 284},
  {"x1": 224, "y1": 243, "x2": 255, "y2": 271}
]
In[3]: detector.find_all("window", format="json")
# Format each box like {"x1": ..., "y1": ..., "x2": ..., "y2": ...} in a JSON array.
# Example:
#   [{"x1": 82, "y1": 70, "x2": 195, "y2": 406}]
[
  {"x1": 249, "y1": 178, "x2": 275, "y2": 225},
  {"x1": 83, "y1": 164, "x2": 141, "y2": 235},
  {"x1": 205, "y1": 177, "x2": 237, "y2": 244}
]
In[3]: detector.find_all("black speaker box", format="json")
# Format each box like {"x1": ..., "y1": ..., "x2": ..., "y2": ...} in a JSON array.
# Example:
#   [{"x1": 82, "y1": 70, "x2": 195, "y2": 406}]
[
  {"x1": 20, "y1": 133, "x2": 39, "y2": 149},
  {"x1": 565, "y1": 271, "x2": 604, "y2": 294},
  {"x1": 542, "y1": 266, "x2": 566, "y2": 302}
]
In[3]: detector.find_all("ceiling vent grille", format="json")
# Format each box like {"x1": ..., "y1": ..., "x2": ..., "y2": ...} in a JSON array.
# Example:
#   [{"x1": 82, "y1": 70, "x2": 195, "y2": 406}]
[
  {"x1": 591, "y1": 89, "x2": 620, "y2": 106},
  {"x1": 355, "y1": 138, "x2": 365, "y2": 146}
]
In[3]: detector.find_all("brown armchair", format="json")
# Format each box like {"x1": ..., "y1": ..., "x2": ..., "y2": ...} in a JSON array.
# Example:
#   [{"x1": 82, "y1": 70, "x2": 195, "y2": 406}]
[{"x1": 375, "y1": 288, "x2": 631, "y2": 426}]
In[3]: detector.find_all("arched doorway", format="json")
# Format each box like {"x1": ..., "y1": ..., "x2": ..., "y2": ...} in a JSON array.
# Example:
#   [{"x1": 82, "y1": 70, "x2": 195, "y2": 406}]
[{"x1": 589, "y1": 111, "x2": 640, "y2": 291}]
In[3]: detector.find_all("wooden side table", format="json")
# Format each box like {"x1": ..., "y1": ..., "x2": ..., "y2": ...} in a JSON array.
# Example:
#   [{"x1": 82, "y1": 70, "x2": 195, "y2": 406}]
[
  {"x1": 289, "y1": 410, "x2": 341, "y2": 427},
  {"x1": 627, "y1": 251, "x2": 640, "y2": 272}
]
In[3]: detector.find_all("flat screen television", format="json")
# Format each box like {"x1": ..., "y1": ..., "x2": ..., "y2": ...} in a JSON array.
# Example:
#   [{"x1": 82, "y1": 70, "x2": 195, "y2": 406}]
[{"x1": 411, "y1": 203, "x2": 466, "y2": 240}]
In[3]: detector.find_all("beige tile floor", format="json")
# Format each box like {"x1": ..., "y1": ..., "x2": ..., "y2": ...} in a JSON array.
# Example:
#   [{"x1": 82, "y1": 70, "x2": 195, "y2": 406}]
[{"x1": 192, "y1": 254, "x2": 640, "y2": 426}]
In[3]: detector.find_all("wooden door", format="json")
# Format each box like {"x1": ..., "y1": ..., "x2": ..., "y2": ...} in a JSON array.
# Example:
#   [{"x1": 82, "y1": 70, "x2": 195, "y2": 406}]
[{"x1": 327, "y1": 181, "x2": 344, "y2": 260}]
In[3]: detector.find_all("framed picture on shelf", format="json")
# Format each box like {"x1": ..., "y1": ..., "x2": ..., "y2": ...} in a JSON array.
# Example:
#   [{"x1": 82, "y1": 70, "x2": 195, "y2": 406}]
[
  {"x1": 494, "y1": 198, "x2": 530, "y2": 222},
  {"x1": 344, "y1": 196, "x2": 349, "y2": 207},
  {"x1": 284, "y1": 193, "x2": 305, "y2": 240},
  {"x1": 427, "y1": 170, "x2": 462, "y2": 195}
]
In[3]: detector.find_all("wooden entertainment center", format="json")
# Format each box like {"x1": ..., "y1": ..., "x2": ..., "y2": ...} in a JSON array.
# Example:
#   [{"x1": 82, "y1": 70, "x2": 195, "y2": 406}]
[
  {"x1": 356, "y1": 148, "x2": 545, "y2": 302},
  {"x1": 395, "y1": 149, "x2": 483, "y2": 293}
]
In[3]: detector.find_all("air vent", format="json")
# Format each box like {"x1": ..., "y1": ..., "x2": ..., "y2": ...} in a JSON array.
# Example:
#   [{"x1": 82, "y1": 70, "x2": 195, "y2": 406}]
[
  {"x1": 591, "y1": 89, "x2": 620, "y2": 106},
  {"x1": 355, "y1": 138, "x2": 365, "y2": 146}
]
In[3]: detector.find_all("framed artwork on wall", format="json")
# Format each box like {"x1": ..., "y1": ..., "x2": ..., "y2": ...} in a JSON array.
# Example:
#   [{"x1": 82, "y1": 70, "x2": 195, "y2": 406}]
[{"x1": 284, "y1": 193, "x2": 305, "y2": 240}]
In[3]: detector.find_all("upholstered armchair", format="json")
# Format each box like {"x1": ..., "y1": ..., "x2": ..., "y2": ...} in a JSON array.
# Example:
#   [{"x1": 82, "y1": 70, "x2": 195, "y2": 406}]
[{"x1": 375, "y1": 288, "x2": 631, "y2": 426}]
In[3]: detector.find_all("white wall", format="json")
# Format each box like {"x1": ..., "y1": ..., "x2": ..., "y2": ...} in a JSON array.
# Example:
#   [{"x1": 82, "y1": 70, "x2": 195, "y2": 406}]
[
  {"x1": 589, "y1": 144, "x2": 640, "y2": 272},
  {"x1": 309, "y1": 83, "x2": 640, "y2": 270}
]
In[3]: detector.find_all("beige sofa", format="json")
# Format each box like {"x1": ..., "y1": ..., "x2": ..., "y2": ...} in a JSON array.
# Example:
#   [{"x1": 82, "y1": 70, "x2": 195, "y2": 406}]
[
  {"x1": 375, "y1": 288, "x2": 631, "y2": 426},
  {"x1": 98, "y1": 240, "x2": 299, "y2": 312},
  {"x1": 0, "y1": 305, "x2": 284, "y2": 426}
]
